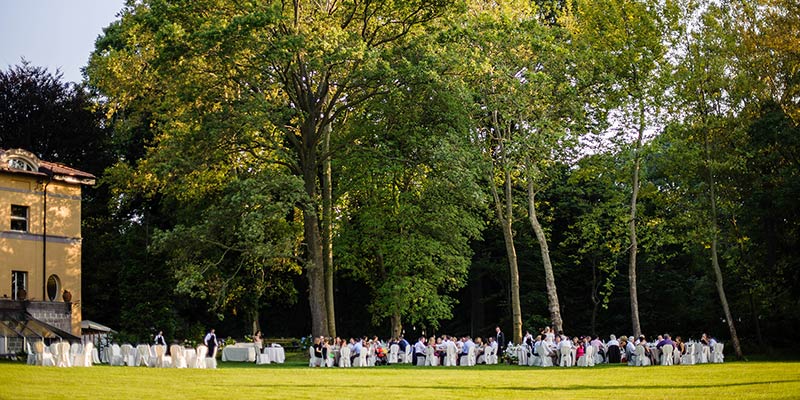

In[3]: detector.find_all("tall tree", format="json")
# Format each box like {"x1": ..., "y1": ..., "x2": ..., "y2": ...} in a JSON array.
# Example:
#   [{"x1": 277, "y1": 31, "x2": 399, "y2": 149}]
[
  {"x1": 571, "y1": 0, "x2": 673, "y2": 337},
  {"x1": 88, "y1": 0, "x2": 457, "y2": 337}
]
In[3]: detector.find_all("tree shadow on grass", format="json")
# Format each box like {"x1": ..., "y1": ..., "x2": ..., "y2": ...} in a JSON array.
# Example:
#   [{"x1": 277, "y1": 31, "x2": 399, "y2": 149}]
[{"x1": 225, "y1": 379, "x2": 800, "y2": 391}]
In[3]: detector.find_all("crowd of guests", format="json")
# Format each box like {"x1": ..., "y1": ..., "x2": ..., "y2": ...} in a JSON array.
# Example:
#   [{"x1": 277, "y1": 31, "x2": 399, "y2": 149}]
[
  {"x1": 514, "y1": 327, "x2": 722, "y2": 366},
  {"x1": 309, "y1": 325, "x2": 723, "y2": 367},
  {"x1": 309, "y1": 326, "x2": 509, "y2": 367}
]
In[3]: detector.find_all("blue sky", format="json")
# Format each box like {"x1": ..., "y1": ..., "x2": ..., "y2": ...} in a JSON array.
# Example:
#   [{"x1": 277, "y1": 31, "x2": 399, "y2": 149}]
[{"x1": 1, "y1": 0, "x2": 125, "y2": 83}]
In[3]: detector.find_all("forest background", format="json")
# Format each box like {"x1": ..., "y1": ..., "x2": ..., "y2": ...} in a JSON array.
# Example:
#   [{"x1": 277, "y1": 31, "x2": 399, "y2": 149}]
[{"x1": 1, "y1": 0, "x2": 797, "y2": 358}]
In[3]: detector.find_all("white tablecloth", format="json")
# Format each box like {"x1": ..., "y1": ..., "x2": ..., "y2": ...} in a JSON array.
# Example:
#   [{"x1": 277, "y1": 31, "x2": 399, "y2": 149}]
[
  {"x1": 263, "y1": 346, "x2": 285, "y2": 364},
  {"x1": 222, "y1": 345, "x2": 256, "y2": 362}
]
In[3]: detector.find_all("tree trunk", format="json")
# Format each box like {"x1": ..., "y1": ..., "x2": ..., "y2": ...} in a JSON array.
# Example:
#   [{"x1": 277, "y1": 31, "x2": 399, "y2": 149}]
[
  {"x1": 628, "y1": 104, "x2": 644, "y2": 338},
  {"x1": 490, "y1": 168, "x2": 523, "y2": 345},
  {"x1": 322, "y1": 123, "x2": 336, "y2": 337},
  {"x1": 301, "y1": 125, "x2": 329, "y2": 338},
  {"x1": 527, "y1": 180, "x2": 563, "y2": 333},
  {"x1": 391, "y1": 313, "x2": 402, "y2": 339},
  {"x1": 252, "y1": 309, "x2": 260, "y2": 335},
  {"x1": 705, "y1": 133, "x2": 744, "y2": 359}
]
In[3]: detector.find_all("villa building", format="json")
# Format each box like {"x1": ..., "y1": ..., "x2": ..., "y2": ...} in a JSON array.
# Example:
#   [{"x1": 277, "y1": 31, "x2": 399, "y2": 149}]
[{"x1": 0, "y1": 148, "x2": 95, "y2": 353}]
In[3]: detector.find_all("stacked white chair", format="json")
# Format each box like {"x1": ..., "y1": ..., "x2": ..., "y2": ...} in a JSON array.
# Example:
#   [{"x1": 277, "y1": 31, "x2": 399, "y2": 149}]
[
  {"x1": 194, "y1": 345, "x2": 207, "y2": 369},
  {"x1": 661, "y1": 344, "x2": 674, "y2": 366},
  {"x1": 712, "y1": 343, "x2": 724, "y2": 363},
  {"x1": 388, "y1": 344, "x2": 399, "y2": 364},
  {"x1": 634, "y1": 345, "x2": 650, "y2": 366},
  {"x1": 339, "y1": 346, "x2": 351, "y2": 367}
]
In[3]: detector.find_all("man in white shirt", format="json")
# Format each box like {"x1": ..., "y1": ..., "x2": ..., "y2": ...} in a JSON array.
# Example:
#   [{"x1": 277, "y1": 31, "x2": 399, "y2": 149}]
[
  {"x1": 154, "y1": 331, "x2": 166, "y2": 347},
  {"x1": 413, "y1": 337, "x2": 427, "y2": 365}
]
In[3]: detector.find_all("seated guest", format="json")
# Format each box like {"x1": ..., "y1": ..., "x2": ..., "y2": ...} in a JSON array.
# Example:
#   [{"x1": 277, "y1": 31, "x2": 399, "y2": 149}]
[
  {"x1": 656, "y1": 334, "x2": 675, "y2": 349},
  {"x1": 674, "y1": 336, "x2": 686, "y2": 355},
  {"x1": 607, "y1": 334, "x2": 621, "y2": 363},
  {"x1": 413, "y1": 336, "x2": 426, "y2": 365}
]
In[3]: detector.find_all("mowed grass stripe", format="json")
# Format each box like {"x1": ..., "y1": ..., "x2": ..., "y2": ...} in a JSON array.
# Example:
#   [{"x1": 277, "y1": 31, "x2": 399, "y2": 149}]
[{"x1": 2, "y1": 361, "x2": 799, "y2": 400}]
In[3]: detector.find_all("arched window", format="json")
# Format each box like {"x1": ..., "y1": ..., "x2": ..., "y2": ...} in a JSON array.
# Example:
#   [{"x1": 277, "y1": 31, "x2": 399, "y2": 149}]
[{"x1": 47, "y1": 274, "x2": 60, "y2": 302}]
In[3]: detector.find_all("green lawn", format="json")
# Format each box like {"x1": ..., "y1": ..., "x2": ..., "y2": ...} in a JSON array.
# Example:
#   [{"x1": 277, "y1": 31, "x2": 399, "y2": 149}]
[{"x1": 3, "y1": 359, "x2": 799, "y2": 400}]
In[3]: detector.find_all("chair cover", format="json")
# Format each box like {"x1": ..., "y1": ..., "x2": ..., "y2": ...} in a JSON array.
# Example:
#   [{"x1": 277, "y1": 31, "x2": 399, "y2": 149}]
[
  {"x1": 444, "y1": 342, "x2": 457, "y2": 366},
  {"x1": 205, "y1": 346, "x2": 217, "y2": 369},
  {"x1": 256, "y1": 349, "x2": 271, "y2": 365},
  {"x1": 712, "y1": 343, "x2": 724, "y2": 363},
  {"x1": 660, "y1": 345, "x2": 674, "y2": 366},
  {"x1": 135, "y1": 344, "x2": 150, "y2": 367},
  {"x1": 559, "y1": 343, "x2": 573, "y2": 367},
  {"x1": 194, "y1": 345, "x2": 207, "y2": 368},
  {"x1": 70, "y1": 343, "x2": 84, "y2": 367},
  {"x1": 308, "y1": 346, "x2": 321, "y2": 367},
  {"x1": 358, "y1": 347, "x2": 368, "y2": 367},
  {"x1": 403, "y1": 346, "x2": 413, "y2": 364},
  {"x1": 388, "y1": 344, "x2": 399, "y2": 364},
  {"x1": 57, "y1": 342, "x2": 71, "y2": 367},
  {"x1": 634, "y1": 345, "x2": 650, "y2": 366},
  {"x1": 26, "y1": 342, "x2": 36, "y2": 365},
  {"x1": 425, "y1": 345, "x2": 437, "y2": 366},
  {"x1": 538, "y1": 342, "x2": 553, "y2": 367},
  {"x1": 339, "y1": 346, "x2": 351, "y2": 367},
  {"x1": 34, "y1": 341, "x2": 55, "y2": 366},
  {"x1": 109, "y1": 344, "x2": 123, "y2": 366},
  {"x1": 673, "y1": 347, "x2": 682, "y2": 365},
  {"x1": 517, "y1": 344, "x2": 529, "y2": 366}
]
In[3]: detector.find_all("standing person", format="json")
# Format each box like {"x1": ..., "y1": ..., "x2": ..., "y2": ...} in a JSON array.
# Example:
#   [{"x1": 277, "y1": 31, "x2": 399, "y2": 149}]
[
  {"x1": 253, "y1": 330, "x2": 263, "y2": 350},
  {"x1": 154, "y1": 331, "x2": 167, "y2": 347},
  {"x1": 495, "y1": 326, "x2": 505, "y2": 352},
  {"x1": 204, "y1": 328, "x2": 218, "y2": 358}
]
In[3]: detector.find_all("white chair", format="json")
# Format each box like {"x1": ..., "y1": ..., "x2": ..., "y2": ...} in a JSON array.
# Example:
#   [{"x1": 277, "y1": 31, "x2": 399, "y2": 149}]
[
  {"x1": 26, "y1": 342, "x2": 36, "y2": 365},
  {"x1": 681, "y1": 343, "x2": 695, "y2": 365},
  {"x1": 256, "y1": 347, "x2": 271, "y2": 365},
  {"x1": 357, "y1": 348, "x2": 368, "y2": 367},
  {"x1": 673, "y1": 346, "x2": 682, "y2": 365},
  {"x1": 517, "y1": 344, "x2": 529, "y2": 366},
  {"x1": 403, "y1": 346, "x2": 412, "y2": 364},
  {"x1": 444, "y1": 342, "x2": 457, "y2": 366},
  {"x1": 308, "y1": 346, "x2": 321, "y2": 367},
  {"x1": 339, "y1": 346, "x2": 351, "y2": 367},
  {"x1": 528, "y1": 344, "x2": 540, "y2": 366},
  {"x1": 712, "y1": 343, "x2": 724, "y2": 363},
  {"x1": 152, "y1": 344, "x2": 172, "y2": 368},
  {"x1": 388, "y1": 344, "x2": 399, "y2": 364},
  {"x1": 109, "y1": 344, "x2": 123, "y2": 366},
  {"x1": 49, "y1": 343, "x2": 61, "y2": 366},
  {"x1": 56, "y1": 342, "x2": 71, "y2": 367},
  {"x1": 194, "y1": 345, "x2": 207, "y2": 368},
  {"x1": 135, "y1": 344, "x2": 150, "y2": 366},
  {"x1": 205, "y1": 346, "x2": 217, "y2": 369},
  {"x1": 73, "y1": 343, "x2": 93, "y2": 367},
  {"x1": 537, "y1": 342, "x2": 553, "y2": 367},
  {"x1": 660, "y1": 344, "x2": 674, "y2": 366},
  {"x1": 120, "y1": 344, "x2": 135, "y2": 366},
  {"x1": 425, "y1": 345, "x2": 438, "y2": 366},
  {"x1": 485, "y1": 344, "x2": 497, "y2": 365},
  {"x1": 559, "y1": 343, "x2": 573, "y2": 367},
  {"x1": 634, "y1": 345, "x2": 650, "y2": 366},
  {"x1": 367, "y1": 343, "x2": 376, "y2": 366},
  {"x1": 34, "y1": 341, "x2": 54, "y2": 366},
  {"x1": 70, "y1": 343, "x2": 84, "y2": 367},
  {"x1": 459, "y1": 346, "x2": 476, "y2": 367}
]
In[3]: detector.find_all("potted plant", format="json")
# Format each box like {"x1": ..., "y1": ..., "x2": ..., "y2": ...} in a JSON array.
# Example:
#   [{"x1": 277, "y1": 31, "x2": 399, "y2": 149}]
[{"x1": 62, "y1": 289, "x2": 72, "y2": 302}]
